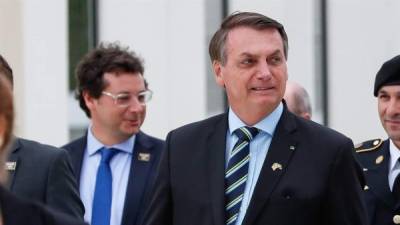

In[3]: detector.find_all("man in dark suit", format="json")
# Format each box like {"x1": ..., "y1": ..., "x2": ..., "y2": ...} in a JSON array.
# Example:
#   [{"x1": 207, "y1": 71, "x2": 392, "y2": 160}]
[
  {"x1": 0, "y1": 54, "x2": 84, "y2": 219},
  {"x1": 62, "y1": 43, "x2": 164, "y2": 225},
  {"x1": 355, "y1": 55, "x2": 400, "y2": 225},
  {"x1": 143, "y1": 12, "x2": 367, "y2": 225}
]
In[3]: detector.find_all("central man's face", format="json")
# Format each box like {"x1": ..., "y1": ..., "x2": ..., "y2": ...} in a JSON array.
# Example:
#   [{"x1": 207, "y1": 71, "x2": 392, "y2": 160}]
[{"x1": 213, "y1": 27, "x2": 288, "y2": 123}]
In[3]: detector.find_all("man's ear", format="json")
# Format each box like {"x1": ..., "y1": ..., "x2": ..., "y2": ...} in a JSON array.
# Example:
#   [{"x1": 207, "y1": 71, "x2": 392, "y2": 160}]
[
  {"x1": 83, "y1": 91, "x2": 96, "y2": 110},
  {"x1": 213, "y1": 61, "x2": 225, "y2": 88}
]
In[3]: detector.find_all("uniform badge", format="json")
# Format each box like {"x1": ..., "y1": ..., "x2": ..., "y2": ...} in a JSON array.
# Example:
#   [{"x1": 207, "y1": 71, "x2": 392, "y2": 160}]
[
  {"x1": 375, "y1": 155, "x2": 384, "y2": 164},
  {"x1": 271, "y1": 163, "x2": 282, "y2": 171},
  {"x1": 5, "y1": 161, "x2": 17, "y2": 171},
  {"x1": 138, "y1": 153, "x2": 151, "y2": 162}
]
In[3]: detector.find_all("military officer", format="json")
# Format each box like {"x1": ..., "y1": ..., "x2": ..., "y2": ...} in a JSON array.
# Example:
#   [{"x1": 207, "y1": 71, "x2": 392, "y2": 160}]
[{"x1": 356, "y1": 55, "x2": 400, "y2": 225}]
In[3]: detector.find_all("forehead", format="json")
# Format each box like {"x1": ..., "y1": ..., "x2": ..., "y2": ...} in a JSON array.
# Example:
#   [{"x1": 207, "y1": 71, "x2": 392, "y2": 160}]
[
  {"x1": 103, "y1": 72, "x2": 145, "y2": 90},
  {"x1": 225, "y1": 26, "x2": 284, "y2": 56},
  {"x1": 379, "y1": 85, "x2": 400, "y2": 95}
]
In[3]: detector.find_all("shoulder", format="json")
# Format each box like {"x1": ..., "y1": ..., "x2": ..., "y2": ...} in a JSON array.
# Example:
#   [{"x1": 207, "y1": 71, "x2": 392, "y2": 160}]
[
  {"x1": 170, "y1": 113, "x2": 227, "y2": 136},
  {"x1": 137, "y1": 131, "x2": 165, "y2": 152},
  {"x1": 354, "y1": 138, "x2": 384, "y2": 153},
  {"x1": 293, "y1": 115, "x2": 352, "y2": 144},
  {"x1": 14, "y1": 138, "x2": 66, "y2": 158},
  {"x1": 62, "y1": 136, "x2": 86, "y2": 152},
  {"x1": 354, "y1": 138, "x2": 386, "y2": 166}
]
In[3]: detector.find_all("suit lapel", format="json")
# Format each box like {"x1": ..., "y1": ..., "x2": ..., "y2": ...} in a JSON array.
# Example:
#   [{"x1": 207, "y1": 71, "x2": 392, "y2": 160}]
[
  {"x1": 243, "y1": 109, "x2": 298, "y2": 225},
  {"x1": 121, "y1": 132, "x2": 154, "y2": 225},
  {"x1": 207, "y1": 113, "x2": 228, "y2": 225},
  {"x1": 68, "y1": 136, "x2": 87, "y2": 186},
  {"x1": 5, "y1": 138, "x2": 21, "y2": 189},
  {"x1": 367, "y1": 141, "x2": 395, "y2": 207}
]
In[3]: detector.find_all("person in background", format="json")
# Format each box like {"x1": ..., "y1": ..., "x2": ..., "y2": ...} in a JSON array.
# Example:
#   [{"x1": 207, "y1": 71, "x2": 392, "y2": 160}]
[
  {"x1": 143, "y1": 11, "x2": 367, "y2": 225},
  {"x1": 0, "y1": 54, "x2": 84, "y2": 219},
  {"x1": 283, "y1": 81, "x2": 312, "y2": 120},
  {"x1": 62, "y1": 43, "x2": 164, "y2": 225},
  {"x1": 0, "y1": 71, "x2": 87, "y2": 225},
  {"x1": 355, "y1": 55, "x2": 400, "y2": 225}
]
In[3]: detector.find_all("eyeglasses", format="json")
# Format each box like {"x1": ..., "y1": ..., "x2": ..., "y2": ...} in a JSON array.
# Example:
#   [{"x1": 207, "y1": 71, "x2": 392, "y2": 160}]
[{"x1": 101, "y1": 90, "x2": 153, "y2": 107}]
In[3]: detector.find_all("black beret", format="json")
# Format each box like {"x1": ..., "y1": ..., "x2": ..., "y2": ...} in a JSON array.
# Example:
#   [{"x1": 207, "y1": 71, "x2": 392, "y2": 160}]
[{"x1": 374, "y1": 55, "x2": 400, "y2": 96}]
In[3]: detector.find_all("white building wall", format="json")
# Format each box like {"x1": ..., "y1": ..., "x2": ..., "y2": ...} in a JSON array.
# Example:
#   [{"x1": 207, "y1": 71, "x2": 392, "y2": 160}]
[
  {"x1": 98, "y1": 0, "x2": 208, "y2": 139},
  {"x1": 0, "y1": 0, "x2": 69, "y2": 146}
]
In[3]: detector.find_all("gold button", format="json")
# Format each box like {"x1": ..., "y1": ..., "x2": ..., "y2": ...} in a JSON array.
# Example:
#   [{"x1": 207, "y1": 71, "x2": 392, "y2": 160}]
[
  {"x1": 393, "y1": 215, "x2": 400, "y2": 224},
  {"x1": 376, "y1": 155, "x2": 384, "y2": 164}
]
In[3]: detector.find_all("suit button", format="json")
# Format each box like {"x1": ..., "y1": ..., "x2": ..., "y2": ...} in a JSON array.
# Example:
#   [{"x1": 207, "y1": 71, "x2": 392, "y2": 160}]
[{"x1": 393, "y1": 215, "x2": 400, "y2": 224}]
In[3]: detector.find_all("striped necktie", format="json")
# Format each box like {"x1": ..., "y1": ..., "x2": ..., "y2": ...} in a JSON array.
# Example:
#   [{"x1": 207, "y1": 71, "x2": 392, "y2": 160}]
[
  {"x1": 92, "y1": 148, "x2": 119, "y2": 225},
  {"x1": 225, "y1": 126, "x2": 259, "y2": 225}
]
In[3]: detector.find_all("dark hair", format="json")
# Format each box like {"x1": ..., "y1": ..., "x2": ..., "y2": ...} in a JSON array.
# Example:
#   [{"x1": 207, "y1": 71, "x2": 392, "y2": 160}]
[
  {"x1": 75, "y1": 43, "x2": 146, "y2": 117},
  {"x1": 0, "y1": 54, "x2": 13, "y2": 86},
  {"x1": 209, "y1": 11, "x2": 288, "y2": 65},
  {"x1": 0, "y1": 75, "x2": 14, "y2": 151}
]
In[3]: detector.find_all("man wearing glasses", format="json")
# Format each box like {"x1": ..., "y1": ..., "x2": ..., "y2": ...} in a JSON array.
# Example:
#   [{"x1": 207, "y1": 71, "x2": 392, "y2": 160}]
[{"x1": 62, "y1": 43, "x2": 164, "y2": 225}]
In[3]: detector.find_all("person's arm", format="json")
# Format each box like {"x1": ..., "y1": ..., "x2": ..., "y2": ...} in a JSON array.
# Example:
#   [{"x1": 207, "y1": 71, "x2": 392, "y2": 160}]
[
  {"x1": 142, "y1": 132, "x2": 173, "y2": 225},
  {"x1": 323, "y1": 138, "x2": 368, "y2": 225},
  {"x1": 46, "y1": 149, "x2": 85, "y2": 220}
]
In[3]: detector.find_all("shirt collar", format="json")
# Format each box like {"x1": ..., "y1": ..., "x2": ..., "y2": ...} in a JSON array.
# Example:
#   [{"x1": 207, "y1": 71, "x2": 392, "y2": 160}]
[
  {"x1": 389, "y1": 139, "x2": 400, "y2": 171},
  {"x1": 86, "y1": 126, "x2": 136, "y2": 156},
  {"x1": 228, "y1": 102, "x2": 283, "y2": 136}
]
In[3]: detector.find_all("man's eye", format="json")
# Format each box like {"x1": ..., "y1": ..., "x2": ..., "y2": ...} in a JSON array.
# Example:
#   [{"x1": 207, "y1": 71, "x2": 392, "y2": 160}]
[
  {"x1": 137, "y1": 93, "x2": 145, "y2": 103},
  {"x1": 116, "y1": 95, "x2": 131, "y2": 104},
  {"x1": 241, "y1": 58, "x2": 254, "y2": 65},
  {"x1": 378, "y1": 94, "x2": 389, "y2": 101},
  {"x1": 269, "y1": 56, "x2": 282, "y2": 65}
]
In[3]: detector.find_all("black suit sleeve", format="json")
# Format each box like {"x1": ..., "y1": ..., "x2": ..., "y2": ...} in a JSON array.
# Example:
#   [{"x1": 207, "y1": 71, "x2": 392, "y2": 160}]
[
  {"x1": 323, "y1": 138, "x2": 368, "y2": 225},
  {"x1": 46, "y1": 149, "x2": 85, "y2": 219},
  {"x1": 142, "y1": 132, "x2": 173, "y2": 225}
]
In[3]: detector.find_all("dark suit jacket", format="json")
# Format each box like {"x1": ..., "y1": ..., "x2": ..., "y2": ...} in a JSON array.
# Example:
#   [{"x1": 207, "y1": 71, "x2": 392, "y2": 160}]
[
  {"x1": 6, "y1": 138, "x2": 84, "y2": 219},
  {"x1": 355, "y1": 139, "x2": 399, "y2": 225},
  {"x1": 143, "y1": 107, "x2": 367, "y2": 225},
  {"x1": 0, "y1": 185, "x2": 87, "y2": 225},
  {"x1": 62, "y1": 131, "x2": 164, "y2": 225}
]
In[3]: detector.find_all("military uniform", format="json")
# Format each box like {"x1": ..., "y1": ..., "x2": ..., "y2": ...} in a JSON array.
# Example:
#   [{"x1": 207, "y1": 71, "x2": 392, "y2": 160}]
[{"x1": 355, "y1": 138, "x2": 400, "y2": 225}]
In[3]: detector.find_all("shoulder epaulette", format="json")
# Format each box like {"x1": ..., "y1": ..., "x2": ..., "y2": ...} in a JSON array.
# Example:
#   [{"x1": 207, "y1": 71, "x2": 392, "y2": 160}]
[{"x1": 355, "y1": 139, "x2": 383, "y2": 153}]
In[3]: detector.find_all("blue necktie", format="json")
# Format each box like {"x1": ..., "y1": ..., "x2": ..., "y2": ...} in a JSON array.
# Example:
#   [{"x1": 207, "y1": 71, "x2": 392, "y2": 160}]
[
  {"x1": 225, "y1": 127, "x2": 259, "y2": 225},
  {"x1": 92, "y1": 148, "x2": 119, "y2": 225}
]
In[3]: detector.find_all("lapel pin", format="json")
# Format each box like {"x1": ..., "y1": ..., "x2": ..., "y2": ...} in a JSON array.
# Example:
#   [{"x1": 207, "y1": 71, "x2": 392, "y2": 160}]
[
  {"x1": 375, "y1": 155, "x2": 384, "y2": 165},
  {"x1": 363, "y1": 168, "x2": 368, "y2": 172},
  {"x1": 138, "y1": 153, "x2": 151, "y2": 162},
  {"x1": 5, "y1": 161, "x2": 17, "y2": 171},
  {"x1": 289, "y1": 145, "x2": 296, "y2": 150},
  {"x1": 363, "y1": 185, "x2": 369, "y2": 191},
  {"x1": 271, "y1": 163, "x2": 283, "y2": 171}
]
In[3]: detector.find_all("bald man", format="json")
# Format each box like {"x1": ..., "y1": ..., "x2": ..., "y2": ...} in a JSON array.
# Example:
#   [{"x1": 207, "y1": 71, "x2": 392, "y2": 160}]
[{"x1": 284, "y1": 81, "x2": 312, "y2": 120}]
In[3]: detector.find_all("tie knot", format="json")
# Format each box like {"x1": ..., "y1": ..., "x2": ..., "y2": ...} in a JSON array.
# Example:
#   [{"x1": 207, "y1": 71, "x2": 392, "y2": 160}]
[
  {"x1": 100, "y1": 148, "x2": 119, "y2": 164},
  {"x1": 234, "y1": 126, "x2": 259, "y2": 142}
]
